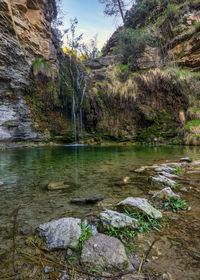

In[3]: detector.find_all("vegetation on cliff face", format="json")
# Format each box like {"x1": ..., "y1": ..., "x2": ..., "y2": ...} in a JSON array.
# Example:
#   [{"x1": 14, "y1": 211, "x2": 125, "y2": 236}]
[{"x1": 84, "y1": 0, "x2": 200, "y2": 145}]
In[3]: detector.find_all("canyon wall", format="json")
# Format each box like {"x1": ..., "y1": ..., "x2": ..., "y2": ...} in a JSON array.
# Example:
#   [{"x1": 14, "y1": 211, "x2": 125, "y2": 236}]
[{"x1": 0, "y1": 0, "x2": 58, "y2": 142}]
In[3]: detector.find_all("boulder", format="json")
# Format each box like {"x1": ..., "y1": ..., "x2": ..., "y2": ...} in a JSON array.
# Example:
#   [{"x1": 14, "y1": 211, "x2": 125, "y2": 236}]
[
  {"x1": 155, "y1": 167, "x2": 176, "y2": 174},
  {"x1": 180, "y1": 157, "x2": 192, "y2": 163},
  {"x1": 47, "y1": 182, "x2": 69, "y2": 190},
  {"x1": 0, "y1": 181, "x2": 3, "y2": 186},
  {"x1": 81, "y1": 233, "x2": 130, "y2": 273},
  {"x1": 149, "y1": 175, "x2": 176, "y2": 188},
  {"x1": 118, "y1": 197, "x2": 162, "y2": 219},
  {"x1": 70, "y1": 196, "x2": 104, "y2": 205},
  {"x1": 37, "y1": 218, "x2": 81, "y2": 250},
  {"x1": 100, "y1": 209, "x2": 139, "y2": 229},
  {"x1": 152, "y1": 187, "x2": 180, "y2": 200}
]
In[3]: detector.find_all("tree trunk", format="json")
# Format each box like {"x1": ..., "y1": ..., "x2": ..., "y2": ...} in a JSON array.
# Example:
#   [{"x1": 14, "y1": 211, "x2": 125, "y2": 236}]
[{"x1": 117, "y1": 0, "x2": 125, "y2": 23}]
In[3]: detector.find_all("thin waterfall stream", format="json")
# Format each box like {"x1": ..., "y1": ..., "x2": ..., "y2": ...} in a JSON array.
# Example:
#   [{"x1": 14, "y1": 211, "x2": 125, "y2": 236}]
[{"x1": 69, "y1": 55, "x2": 87, "y2": 144}]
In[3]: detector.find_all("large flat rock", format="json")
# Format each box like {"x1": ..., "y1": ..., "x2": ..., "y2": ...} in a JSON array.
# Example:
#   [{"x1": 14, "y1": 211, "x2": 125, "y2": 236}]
[
  {"x1": 100, "y1": 209, "x2": 139, "y2": 229},
  {"x1": 37, "y1": 218, "x2": 81, "y2": 250},
  {"x1": 81, "y1": 233, "x2": 130, "y2": 273},
  {"x1": 118, "y1": 197, "x2": 162, "y2": 219}
]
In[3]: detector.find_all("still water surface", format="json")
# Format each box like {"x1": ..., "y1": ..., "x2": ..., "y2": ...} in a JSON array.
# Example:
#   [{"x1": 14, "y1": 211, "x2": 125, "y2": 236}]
[{"x1": 0, "y1": 145, "x2": 200, "y2": 278}]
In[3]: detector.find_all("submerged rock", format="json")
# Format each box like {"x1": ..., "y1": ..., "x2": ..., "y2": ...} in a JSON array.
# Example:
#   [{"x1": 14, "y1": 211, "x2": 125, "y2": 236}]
[
  {"x1": 152, "y1": 187, "x2": 180, "y2": 200},
  {"x1": 180, "y1": 157, "x2": 192, "y2": 163},
  {"x1": 149, "y1": 175, "x2": 176, "y2": 188},
  {"x1": 100, "y1": 209, "x2": 139, "y2": 229},
  {"x1": 134, "y1": 167, "x2": 146, "y2": 173},
  {"x1": 81, "y1": 233, "x2": 130, "y2": 273},
  {"x1": 70, "y1": 196, "x2": 104, "y2": 204},
  {"x1": 123, "y1": 177, "x2": 131, "y2": 183},
  {"x1": 37, "y1": 218, "x2": 81, "y2": 250},
  {"x1": 118, "y1": 197, "x2": 162, "y2": 219},
  {"x1": 47, "y1": 182, "x2": 69, "y2": 190},
  {"x1": 0, "y1": 181, "x2": 3, "y2": 186}
]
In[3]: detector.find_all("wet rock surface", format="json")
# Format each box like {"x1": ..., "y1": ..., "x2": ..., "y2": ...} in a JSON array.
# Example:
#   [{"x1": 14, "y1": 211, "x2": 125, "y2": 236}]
[
  {"x1": 100, "y1": 209, "x2": 139, "y2": 229},
  {"x1": 37, "y1": 218, "x2": 81, "y2": 250},
  {"x1": 81, "y1": 233, "x2": 130, "y2": 273},
  {"x1": 118, "y1": 197, "x2": 162, "y2": 219}
]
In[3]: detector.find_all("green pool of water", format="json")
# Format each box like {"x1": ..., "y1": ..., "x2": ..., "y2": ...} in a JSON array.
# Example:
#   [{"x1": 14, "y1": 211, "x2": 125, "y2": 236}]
[{"x1": 0, "y1": 145, "x2": 199, "y2": 277}]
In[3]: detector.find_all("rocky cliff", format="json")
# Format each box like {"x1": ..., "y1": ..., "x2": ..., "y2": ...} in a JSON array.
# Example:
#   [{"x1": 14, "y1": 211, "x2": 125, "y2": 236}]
[
  {"x1": 0, "y1": 0, "x2": 59, "y2": 142},
  {"x1": 85, "y1": 1, "x2": 200, "y2": 145}
]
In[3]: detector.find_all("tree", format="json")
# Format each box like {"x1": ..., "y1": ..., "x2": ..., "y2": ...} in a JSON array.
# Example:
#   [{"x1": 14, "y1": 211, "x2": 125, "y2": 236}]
[
  {"x1": 63, "y1": 18, "x2": 83, "y2": 52},
  {"x1": 80, "y1": 34, "x2": 101, "y2": 60},
  {"x1": 99, "y1": 0, "x2": 129, "y2": 23}
]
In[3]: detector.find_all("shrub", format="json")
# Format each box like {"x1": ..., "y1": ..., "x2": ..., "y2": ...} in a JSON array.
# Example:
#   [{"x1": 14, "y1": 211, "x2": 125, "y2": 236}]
[
  {"x1": 116, "y1": 28, "x2": 157, "y2": 70},
  {"x1": 195, "y1": 21, "x2": 200, "y2": 32}
]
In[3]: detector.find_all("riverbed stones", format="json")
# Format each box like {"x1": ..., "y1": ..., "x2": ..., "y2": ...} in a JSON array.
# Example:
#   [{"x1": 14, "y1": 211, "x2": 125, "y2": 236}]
[
  {"x1": 152, "y1": 187, "x2": 180, "y2": 200},
  {"x1": 149, "y1": 175, "x2": 176, "y2": 188},
  {"x1": 118, "y1": 197, "x2": 162, "y2": 219},
  {"x1": 47, "y1": 182, "x2": 69, "y2": 190},
  {"x1": 37, "y1": 218, "x2": 81, "y2": 250},
  {"x1": 100, "y1": 209, "x2": 139, "y2": 229},
  {"x1": 81, "y1": 233, "x2": 130, "y2": 273}
]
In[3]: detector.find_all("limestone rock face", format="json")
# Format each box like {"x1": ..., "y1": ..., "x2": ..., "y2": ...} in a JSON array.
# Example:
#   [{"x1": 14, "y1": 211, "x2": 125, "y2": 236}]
[
  {"x1": 100, "y1": 209, "x2": 139, "y2": 229},
  {"x1": 37, "y1": 218, "x2": 82, "y2": 250},
  {"x1": 0, "y1": 0, "x2": 57, "y2": 142},
  {"x1": 118, "y1": 197, "x2": 162, "y2": 219},
  {"x1": 81, "y1": 234, "x2": 129, "y2": 273}
]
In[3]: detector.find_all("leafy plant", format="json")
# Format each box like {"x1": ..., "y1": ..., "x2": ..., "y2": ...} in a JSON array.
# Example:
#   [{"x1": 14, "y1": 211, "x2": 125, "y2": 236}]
[
  {"x1": 164, "y1": 196, "x2": 188, "y2": 212},
  {"x1": 173, "y1": 182, "x2": 180, "y2": 189},
  {"x1": 174, "y1": 166, "x2": 183, "y2": 176},
  {"x1": 104, "y1": 224, "x2": 136, "y2": 243},
  {"x1": 77, "y1": 224, "x2": 93, "y2": 251},
  {"x1": 66, "y1": 256, "x2": 78, "y2": 266},
  {"x1": 124, "y1": 210, "x2": 161, "y2": 233}
]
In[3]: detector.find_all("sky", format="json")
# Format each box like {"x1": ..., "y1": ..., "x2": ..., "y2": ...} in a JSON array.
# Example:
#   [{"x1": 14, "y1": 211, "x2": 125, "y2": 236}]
[{"x1": 60, "y1": 0, "x2": 123, "y2": 50}]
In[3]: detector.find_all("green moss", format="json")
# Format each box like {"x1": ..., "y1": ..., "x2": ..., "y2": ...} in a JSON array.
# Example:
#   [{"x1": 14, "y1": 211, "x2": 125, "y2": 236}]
[
  {"x1": 185, "y1": 120, "x2": 200, "y2": 129},
  {"x1": 195, "y1": 21, "x2": 200, "y2": 32}
]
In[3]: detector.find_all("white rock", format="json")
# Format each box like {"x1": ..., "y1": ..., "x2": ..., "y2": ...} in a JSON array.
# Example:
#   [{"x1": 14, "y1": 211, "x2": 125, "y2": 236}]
[
  {"x1": 155, "y1": 167, "x2": 176, "y2": 174},
  {"x1": 37, "y1": 218, "x2": 82, "y2": 250},
  {"x1": 149, "y1": 175, "x2": 176, "y2": 188},
  {"x1": 158, "y1": 171, "x2": 179, "y2": 179},
  {"x1": 100, "y1": 209, "x2": 139, "y2": 229},
  {"x1": 153, "y1": 187, "x2": 180, "y2": 200},
  {"x1": 118, "y1": 197, "x2": 162, "y2": 219},
  {"x1": 81, "y1": 234, "x2": 130, "y2": 273}
]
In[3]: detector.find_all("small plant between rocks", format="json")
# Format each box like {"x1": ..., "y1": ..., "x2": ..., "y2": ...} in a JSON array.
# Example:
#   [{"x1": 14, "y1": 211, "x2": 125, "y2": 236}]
[
  {"x1": 173, "y1": 166, "x2": 183, "y2": 176},
  {"x1": 164, "y1": 196, "x2": 188, "y2": 212},
  {"x1": 124, "y1": 211, "x2": 161, "y2": 233},
  {"x1": 76, "y1": 223, "x2": 93, "y2": 251}
]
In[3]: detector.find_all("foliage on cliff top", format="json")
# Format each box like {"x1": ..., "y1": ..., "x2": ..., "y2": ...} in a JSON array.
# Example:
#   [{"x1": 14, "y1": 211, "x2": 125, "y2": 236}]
[{"x1": 124, "y1": 0, "x2": 198, "y2": 29}]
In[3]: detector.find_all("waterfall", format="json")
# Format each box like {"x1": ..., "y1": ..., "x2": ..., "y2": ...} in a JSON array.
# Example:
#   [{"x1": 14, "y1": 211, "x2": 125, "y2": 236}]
[{"x1": 68, "y1": 55, "x2": 87, "y2": 143}]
